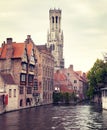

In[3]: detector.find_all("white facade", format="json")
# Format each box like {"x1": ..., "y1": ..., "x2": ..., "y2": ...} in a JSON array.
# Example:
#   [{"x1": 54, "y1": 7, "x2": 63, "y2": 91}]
[
  {"x1": 6, "y1": 84, "x2": 19, "y2": 112},
  {"x1": 101, "y1": 88, "x2": 107, "y2": 109}
]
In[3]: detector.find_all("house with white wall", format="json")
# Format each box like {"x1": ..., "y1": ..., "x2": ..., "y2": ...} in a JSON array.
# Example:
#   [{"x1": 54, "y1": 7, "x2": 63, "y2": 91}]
[
  {"x1": 0, "y1": 73, "x2": 19, "y2": 112},
  {"x1": 101, "y1": 88, "x2": 107, "y2": 109}
]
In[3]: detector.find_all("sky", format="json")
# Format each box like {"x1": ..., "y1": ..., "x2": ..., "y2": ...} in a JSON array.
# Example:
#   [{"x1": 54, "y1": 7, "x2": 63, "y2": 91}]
[{"x1": 0, "y1": 0, "x2": 107, "y2": 72}]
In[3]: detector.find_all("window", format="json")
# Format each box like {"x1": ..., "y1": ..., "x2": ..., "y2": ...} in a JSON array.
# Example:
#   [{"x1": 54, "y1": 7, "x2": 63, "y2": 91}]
[
  {"x1": 20, "y1": 87, "x2": 24, "y2": 94},
  {"x1": 28, "y1": 75, "x2": 34, "y2": 82},
  {"x1": 9, "y1": 89, "x2": 12, "y2": 98},
  {"x1": 34, "y1": 80, "x2": 38, "y2": 90},
  {"x1": 52, "y1": 16, "x2": 54, "y2": 23},
  {"x1": 29, "y1": 64, "x2": 35, "y2": 72},
  {"x1": 74, "y1": 80, "x2": 77, "y2": 83},
  {"x1": 14, "y1": 89, "x2": 16, "y2": 97},
  {"x1": 27, "y1": 87, "x2": 32, "y2": 94},
  {"x1": 20, "y1": 74, "x2": 26, "y2": 82},
  {"x1": 22, "y1": 63, "x2": 27, "y2": 70},
  {"x1": 56, "y1": 16, "x2": 58, "y2": 23},
  {"x1": 67, "y1": 73, "x2": 70, "y2": 76},
  {"x1": 74, "y1": 86, "x2": 77, "y2": 90}
]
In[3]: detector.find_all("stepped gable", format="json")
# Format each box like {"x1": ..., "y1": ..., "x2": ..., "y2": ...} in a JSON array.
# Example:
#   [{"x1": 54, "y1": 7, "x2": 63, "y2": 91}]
[{"x1": 0, "y1": 36, "x2": 34, "y2": 59}]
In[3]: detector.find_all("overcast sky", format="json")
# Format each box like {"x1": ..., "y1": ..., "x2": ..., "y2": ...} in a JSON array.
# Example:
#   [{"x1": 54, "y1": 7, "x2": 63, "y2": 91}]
[{"x1": 0, "y1": 0, "x2": 107, "y2": 72}]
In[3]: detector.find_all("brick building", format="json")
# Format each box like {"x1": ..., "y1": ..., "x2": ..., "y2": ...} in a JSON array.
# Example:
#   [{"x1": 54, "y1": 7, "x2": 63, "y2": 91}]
[
  {"x1": 61, "y1": 65, "x2": 88, "y2": 100},
  {"x1": 36, "y1": 45, "x2": 54, "y2": 105},
  {"x1": 54, "y1": 70, "x2": 73, "y2": 93},
  {"x1": 0, "y1": 35, "x2": 54, "y2": 112},
  {"x1": 0, "y1": 73, "x2": 18, "y2": 112},
  {"x1": 0, "y1": 35, "x2": 37, "y2": 109}
]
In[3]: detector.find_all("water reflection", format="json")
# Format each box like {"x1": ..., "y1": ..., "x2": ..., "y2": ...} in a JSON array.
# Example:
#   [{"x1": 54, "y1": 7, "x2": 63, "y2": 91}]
[{"x1": 0, "y1": 104, "x2": 107, "y2": 130}]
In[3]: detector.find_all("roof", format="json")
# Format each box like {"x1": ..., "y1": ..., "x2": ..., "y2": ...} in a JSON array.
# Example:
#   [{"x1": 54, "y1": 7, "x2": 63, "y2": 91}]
[
  {"x1": 60, "y1": 86, "x2": 73, "y2": 93},
  {"x1": 54, "y1": 70, "x2": 73, "y2": 93},
  {"x1": 36, "y1": 45, "x2": 52, "y2": 55},
  {"x1": 0, "y1": 73, "x2": 16, "y2": 85},
  {"x1": 12, "y1": 43, "x2": 25, "y2": 58},
  {"x1": 0, "y1": 41, "x2": 34, "y2": 59},
  {"x1": 36, "y1": 45, "x2": 47, "y2": 51},
  {"x1": 0, "y1": 43, "x2": 25, "y2": 59}
]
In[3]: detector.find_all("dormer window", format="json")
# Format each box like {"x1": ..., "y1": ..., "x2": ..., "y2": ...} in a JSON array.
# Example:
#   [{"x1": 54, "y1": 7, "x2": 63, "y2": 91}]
[
  {"x1": 29, "y1": 64, "x2": 35, "y2": 72},
  {"x1": 22, "y1": 62, "x2": 27, "y2": 70}
]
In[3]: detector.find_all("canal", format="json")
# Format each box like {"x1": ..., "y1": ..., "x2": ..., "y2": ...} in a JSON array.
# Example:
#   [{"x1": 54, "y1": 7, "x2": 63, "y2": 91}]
[{"x1": 0, "y1": 104, "x2": 107, "y2": 130}]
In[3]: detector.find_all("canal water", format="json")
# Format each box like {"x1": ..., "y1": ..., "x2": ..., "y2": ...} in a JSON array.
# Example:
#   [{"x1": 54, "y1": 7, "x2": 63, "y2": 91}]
[{"x1": 0, "y1": 104, "x2": 107, "y2": 130}]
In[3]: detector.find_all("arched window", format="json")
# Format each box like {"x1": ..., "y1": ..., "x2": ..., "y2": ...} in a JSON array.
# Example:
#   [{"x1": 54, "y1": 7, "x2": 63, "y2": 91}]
[
  {"x1": 56, "y1": 16, "x2": 58, "y2": 23},
  {"x1": 52, "y1": 16, "x2": 54, "y2": 23}
]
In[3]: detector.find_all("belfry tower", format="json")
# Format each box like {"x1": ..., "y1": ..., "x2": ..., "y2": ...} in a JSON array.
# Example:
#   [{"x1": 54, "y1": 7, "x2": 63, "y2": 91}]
[{"x1": 47, "y1": 8, "x2": 64, "y2": 70}]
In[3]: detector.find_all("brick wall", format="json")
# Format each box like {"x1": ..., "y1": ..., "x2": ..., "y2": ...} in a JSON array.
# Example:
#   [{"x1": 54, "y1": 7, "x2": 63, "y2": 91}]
[{"x1": 12, "y1": 59, "x2": 22, "y2": 85}]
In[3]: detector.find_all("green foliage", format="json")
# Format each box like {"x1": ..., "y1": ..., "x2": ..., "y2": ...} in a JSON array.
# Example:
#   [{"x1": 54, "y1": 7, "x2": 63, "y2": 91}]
[
  {"x1": 86, "y1": 86, "x2": 94, "y2": 99},
  {"x1": 87, "y1": 59, "x2": 107, "y2": 98},
  {"x1": 71, "y1": 92, "x2": 77, "y2": 101},
  {"x1": 63, "y1": 92, "x2": 70, "y2": 104},
  {"x1": 53, "y1": 92, "x2": 60, "y2": 103},
  {"x1": 53, "y1": 92, "x2": 71, "y2": 104}
]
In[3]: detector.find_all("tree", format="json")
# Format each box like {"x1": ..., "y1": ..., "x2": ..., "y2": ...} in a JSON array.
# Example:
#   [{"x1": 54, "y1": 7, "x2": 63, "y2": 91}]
[
  {"x1": 53, "y1": 92, "x2": 71, "y2": 104},
  {"x1": 71, "y1": 92, "x2": 77, "y2": 102},
  {"x1": 87, "y1": 59, "x2": 107, "y2": 99},
  {"x1": 63, "y1": 92, "x2": 70, "y2": 104},
  {"x1": 53, "y1": 92, "x2": 60, "y2": 104}
]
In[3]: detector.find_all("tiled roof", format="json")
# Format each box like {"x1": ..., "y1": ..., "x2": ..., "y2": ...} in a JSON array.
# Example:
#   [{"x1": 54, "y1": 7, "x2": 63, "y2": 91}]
[
  {"x1": 36, "y1": 45, "x2": 47, "y2": 51},
  {"x1": 12, "y1": 43, "x2": 25, "y2": 58},
  {"x1": 0, "y1": 42, "x2": 34, "y2": 59},
  {"x1": 36, "y1": 45, "x2": 52, "y2": 55},
  {"x1": 54, "y1": 71, "x2": 67, "y2": 83},
  {"x1": 0, "y1": 43, "x2": 25, "y2": 59},
  {"x1": 60, "y1": 86, "x2": 73, "y2": 93},
  {"x1": 0, "y1": 73, "x2": 16, "y2": 85}
]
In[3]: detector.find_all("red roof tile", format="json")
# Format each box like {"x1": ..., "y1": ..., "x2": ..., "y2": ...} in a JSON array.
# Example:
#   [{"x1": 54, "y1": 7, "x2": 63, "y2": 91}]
[
  {"x1": 60, "y1": 85, "x2": 73, "y2": 93},
  {"x1": 0, "y1": 43, "x2": 25, "y2": 59},
  {"x1": 12, "y1": 43, "x2": 25, "y2": 58}
]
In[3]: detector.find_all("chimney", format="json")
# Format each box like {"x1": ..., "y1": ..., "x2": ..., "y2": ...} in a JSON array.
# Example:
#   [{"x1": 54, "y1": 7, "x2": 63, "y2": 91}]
[
  {"x1": 27, "y1": 35, "x2": 31, "y2": 39},
  {"x1": 69, "y1": 64, "x2": 73, "y2": 71},
  {"x1": 7, "y1": 38, "x2": 13, "y2": 44},
  {"x1": 25, "y1": 35, "x2": 32, "y2": 44}
]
